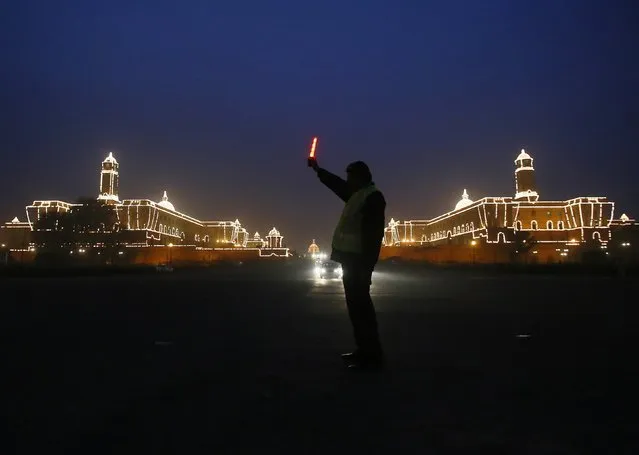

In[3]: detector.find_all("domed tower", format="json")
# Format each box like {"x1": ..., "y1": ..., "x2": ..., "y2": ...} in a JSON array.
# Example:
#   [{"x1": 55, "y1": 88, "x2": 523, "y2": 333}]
[
  {"x1": 454, "y1": 189, "x2": 473, "y2": 211},
  {"x1": 97, "y1": 152, "x2": 120, "y2": 203},
  {"x1": 514, "y1": 149, "x2": 539, "y2": 202},
  {"x1": 308, "y1": 239, "x2": 320, "y2": 256},
  {"x1": 266, "y1": 227, "x2": 283, "y2": 249},
  {"x1": 157, "y1": 191, "x2": 175, "y2": 212}
]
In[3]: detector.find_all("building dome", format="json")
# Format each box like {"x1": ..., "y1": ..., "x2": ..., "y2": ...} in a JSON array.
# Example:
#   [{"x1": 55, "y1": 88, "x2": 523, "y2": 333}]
[
  {"x1": 308, "y1": 239, "x2": 319, "y2": 254},
  {"x1": 515, "y1": 149, "x2": 532, "y2": 166},
  {"x1": 515, "y1": 148, "x2": 532, "y2": 163},
  {"x1": 454, "y1": 189, "x2": 473, "y2": 211},
  {"x1": 158, "y1": 191, "x2": 175, "y2": 212},
  {"x1": 103, "y1": 151, "x2": 118, "y2": 164}
]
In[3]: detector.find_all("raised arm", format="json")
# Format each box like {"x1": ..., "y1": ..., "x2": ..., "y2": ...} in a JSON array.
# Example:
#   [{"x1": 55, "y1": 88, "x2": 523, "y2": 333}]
[{"x1": 313, "y1": 166, "x2": 352, "y2": 202}]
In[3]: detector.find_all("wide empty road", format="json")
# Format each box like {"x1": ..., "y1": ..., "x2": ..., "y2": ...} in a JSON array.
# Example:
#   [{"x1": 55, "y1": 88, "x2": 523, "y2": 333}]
[{"x1": 2, "y1": 262, "x2": 637, "y2": 454}]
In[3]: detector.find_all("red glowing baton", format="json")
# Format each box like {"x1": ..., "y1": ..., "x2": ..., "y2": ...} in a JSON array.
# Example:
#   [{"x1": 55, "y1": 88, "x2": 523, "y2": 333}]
[{"x1": 308, "y1": 136, "x2": 318, "y2": 166}]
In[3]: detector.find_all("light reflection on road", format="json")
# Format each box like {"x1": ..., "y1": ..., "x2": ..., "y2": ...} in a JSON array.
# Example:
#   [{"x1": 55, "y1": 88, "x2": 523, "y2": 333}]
[{"x1": 308, "y1": 269, "x2": 425, "y2": 297}]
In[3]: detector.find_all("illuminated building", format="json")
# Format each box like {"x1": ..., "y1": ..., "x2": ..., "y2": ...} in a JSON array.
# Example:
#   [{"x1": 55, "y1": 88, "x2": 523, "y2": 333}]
[
  {"x1": 305, "y1": 239, "x2": 327, "y2": 261},
  {"x1": 608, "y1": 213, "x2": 639, "y2": 263},
  {"x1": 382, "y1": 149, "x2": 634, "y2": 264},
  {"x1": 266, "y1": 228, "x2": 283, "y2": 248},
  {"x1": 98, "y1": 152, "x2": 120, "y2": 203},
  {"x1": 0, "y1": 217, "x2": 32, "y2": 258},
  {"x1": 257, "y1": 228, "x2": 289, "y2": 257},
  {"x1": 308, "y1": 239, "x2": 320, "y2": 256},
  {"x1": 0, "y1": 153, "x2": 291, "y2": 263},
  {"x1": 246, "y1": 232, "x2": 267, "y2": 249}
]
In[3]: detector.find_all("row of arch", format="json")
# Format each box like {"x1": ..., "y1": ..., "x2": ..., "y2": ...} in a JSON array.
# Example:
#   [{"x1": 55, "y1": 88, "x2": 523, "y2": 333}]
[
  {"x1": 515, "y1": 220, "x2": 565, "y2": 230},
  {"x1": 453, "y1": 223, "x2": 475, "y2": 235},
  {"x1": 158, "y1": 223, "x2": 184, "y2": 239},
  {"x1": 430, "y1": 222, "x2": 476, "y2": 242}
]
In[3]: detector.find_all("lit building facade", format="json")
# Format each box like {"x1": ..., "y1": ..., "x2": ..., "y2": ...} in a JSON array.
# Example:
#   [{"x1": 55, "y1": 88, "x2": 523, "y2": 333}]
[
  {"x1": 382, "y1": 149, "x2": 632, "y2": 264},
  {"x1": 98, "y1": 152, "x2": 120, "y2": 203},
  {"x1": 0, "y1": 217, "x2": 32, "y2": 252},
  {"x1": 0, "y1": 153, "x2": 291, "y2": 263},
  {"x1": 308, "y1": 239, "x2": 320, "y2": 256},
  {"x1": 246, "y1": 232, "x2": 267, "y2": 249},
  {"x1": 305, "y1": 239, "x2": 327, "y2": 261}
]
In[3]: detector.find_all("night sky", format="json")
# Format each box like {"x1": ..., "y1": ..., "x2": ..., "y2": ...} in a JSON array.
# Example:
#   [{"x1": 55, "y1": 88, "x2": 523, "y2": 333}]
[{"x1": 1, "y1": 1, "x2": 637, "y2": 250}]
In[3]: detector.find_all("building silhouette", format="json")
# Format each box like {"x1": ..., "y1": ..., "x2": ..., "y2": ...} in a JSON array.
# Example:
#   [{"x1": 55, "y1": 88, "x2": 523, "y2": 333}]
[
  {"x1": 1, "y1": 152, "x2": 291, "y2": 264},
  {"x1": 382, "y1": 149, "x2": 636, "y2": 263}
]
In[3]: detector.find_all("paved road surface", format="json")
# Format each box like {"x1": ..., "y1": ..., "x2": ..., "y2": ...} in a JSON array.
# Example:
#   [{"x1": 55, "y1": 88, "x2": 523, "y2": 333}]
[{"x1": 2, "y1": 263, "x2": 637, "y2": 454}]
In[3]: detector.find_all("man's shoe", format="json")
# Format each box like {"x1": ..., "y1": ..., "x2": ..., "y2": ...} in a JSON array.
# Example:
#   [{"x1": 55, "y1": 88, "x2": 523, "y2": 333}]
[
  {"x1": 341, "y1": 351, "x2": 359, "y2": 361},
  {"x1": 346, "y1": 357, "x2": 385, "y2": 371}
]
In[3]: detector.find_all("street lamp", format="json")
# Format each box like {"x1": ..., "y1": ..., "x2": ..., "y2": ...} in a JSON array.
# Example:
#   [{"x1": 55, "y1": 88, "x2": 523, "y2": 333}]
[
  {"x1": 168, "y1": 243, "x2": 173, "y2": 264},
  {"x1": 470, "y1": 240, "x2": 477, "y2": 264}
]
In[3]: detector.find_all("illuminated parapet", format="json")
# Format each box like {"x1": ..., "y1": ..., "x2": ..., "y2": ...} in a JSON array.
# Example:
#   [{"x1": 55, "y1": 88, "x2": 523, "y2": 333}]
[
  {"x1": 26, "y1": 200, "x2": 79, "y2": 230},
  {"x1": 202, "y1": 219, "x2": 249, "y2": 247}
]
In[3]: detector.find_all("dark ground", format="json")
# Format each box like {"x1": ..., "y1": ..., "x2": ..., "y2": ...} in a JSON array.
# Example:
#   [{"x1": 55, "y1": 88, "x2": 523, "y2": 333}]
[{"x1": 1, "y1": 262, "x2": 637, "y2": 454}]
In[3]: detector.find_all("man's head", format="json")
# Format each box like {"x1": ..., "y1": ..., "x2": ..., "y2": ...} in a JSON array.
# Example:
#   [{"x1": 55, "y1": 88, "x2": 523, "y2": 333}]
[{"x1": 346, "y1": 161, "x2": 373, "y2": 191}]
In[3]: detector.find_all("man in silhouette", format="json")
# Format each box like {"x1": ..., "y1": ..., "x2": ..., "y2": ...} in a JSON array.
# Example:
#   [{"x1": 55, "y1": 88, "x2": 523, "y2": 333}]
[{"x1": 309, "y1": 156, "x2": 386, "y2": 370}]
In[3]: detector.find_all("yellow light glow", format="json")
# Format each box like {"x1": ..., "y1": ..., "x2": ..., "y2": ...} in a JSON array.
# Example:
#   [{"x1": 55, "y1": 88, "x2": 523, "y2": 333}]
[
  {"x1": 471, "y1": 240, "x2": 477, "y2": 246},
  {"x1": 309, "y1": 136, "x2": 318, "y2": 158}
]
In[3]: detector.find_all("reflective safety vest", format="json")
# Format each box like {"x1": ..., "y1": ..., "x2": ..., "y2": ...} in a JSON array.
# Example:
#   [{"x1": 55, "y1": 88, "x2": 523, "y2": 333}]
[{"x1": 332, "y1": 184, "x2": 380, "y2": 253}]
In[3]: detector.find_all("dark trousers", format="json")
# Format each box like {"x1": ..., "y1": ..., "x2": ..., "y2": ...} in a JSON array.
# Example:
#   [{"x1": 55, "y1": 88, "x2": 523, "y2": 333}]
[{"x1": 341, "y1": 263, "x2": 383, "y2": 358}]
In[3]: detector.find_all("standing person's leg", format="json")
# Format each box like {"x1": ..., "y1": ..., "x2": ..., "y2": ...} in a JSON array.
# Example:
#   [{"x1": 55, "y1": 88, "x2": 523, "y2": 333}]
[{"x1": 342, "y1": 263, "x2": 383, "y2": 366}]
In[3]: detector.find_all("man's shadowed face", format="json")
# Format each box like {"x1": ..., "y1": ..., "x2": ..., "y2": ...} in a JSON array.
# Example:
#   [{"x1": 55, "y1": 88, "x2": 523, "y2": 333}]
[{"x1": 346, "y1": 162, "x2": 373, "y2": 192}]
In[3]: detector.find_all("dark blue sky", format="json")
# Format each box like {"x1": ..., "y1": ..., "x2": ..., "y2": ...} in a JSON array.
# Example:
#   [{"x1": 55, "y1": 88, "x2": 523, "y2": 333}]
[{"x1": 1, "y1": 0, "x2": 637, "y2": 250}]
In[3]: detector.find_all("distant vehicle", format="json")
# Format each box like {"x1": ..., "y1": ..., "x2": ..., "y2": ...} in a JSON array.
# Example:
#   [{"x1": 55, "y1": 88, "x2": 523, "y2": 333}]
[
  {"x1": 315, "y1": 260, "x2": 342, "y2": 280},
  {"x1": 156, "y1": 263, "x2": 174, "y2": 272}
]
